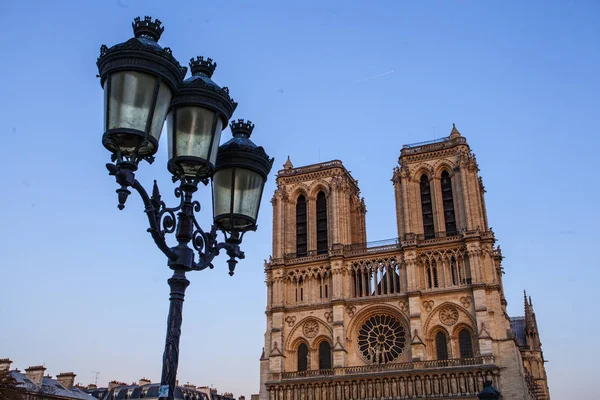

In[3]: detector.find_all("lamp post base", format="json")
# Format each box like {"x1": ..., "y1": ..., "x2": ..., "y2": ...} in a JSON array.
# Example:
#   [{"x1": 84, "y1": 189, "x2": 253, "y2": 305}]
[{"x1": 159, "y1": 269, "x2": 190, "y2": 400}]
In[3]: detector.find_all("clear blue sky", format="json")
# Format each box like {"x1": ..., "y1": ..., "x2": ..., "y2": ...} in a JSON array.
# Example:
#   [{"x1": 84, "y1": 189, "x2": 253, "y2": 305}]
[{"x1": 0, "y1": 1, "x2": 598, "y2": 399}]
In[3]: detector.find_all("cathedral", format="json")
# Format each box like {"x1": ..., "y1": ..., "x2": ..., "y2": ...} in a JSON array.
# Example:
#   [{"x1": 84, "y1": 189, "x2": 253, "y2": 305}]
[{"x1": 259, "y1": 125, "x2": 550, "y2": 400}]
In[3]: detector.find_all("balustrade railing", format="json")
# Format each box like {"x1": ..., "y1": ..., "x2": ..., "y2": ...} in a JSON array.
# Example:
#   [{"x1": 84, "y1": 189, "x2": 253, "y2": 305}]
[
  {"x1": 402, "y1": 136, "x2": 451, "y2": 149},
  {"x1": 278, "y1": 160, "x2": 344, "y2": 176},
  {"x1": 400, "y1": 136, "x2": 467, "y2": 155},
  {"x1": 268, "y1": 356, "x2": 494, "y2": 381},
  {"x1": 270, "y1": 229, "x2": 493, "y2": 264}
]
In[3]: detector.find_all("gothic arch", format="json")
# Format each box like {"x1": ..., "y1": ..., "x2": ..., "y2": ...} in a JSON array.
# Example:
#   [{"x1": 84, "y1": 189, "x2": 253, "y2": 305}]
[
  {"x1": 348, "y1": 304, "x2": 410, "y2": 365},
  {"x1": 289, "y1": 184, "x2": 310, "y2": 203},
  {"x1": 423, "y1": 301, "x2": 476, "y2": 337},
  {"x1": 428, "y1": 325, "x2": 452, "y2": 360},
  {"x1": 285, "y1": 317, "x2": 332, "y2": 352},
  {"x1": 433, "y1": 160, "x2": 456, "y2": 179},
  {"x1": 411, "y1": 163, "x2": 434, "y2": 182},
  {"x1": 288, "y1": 336, "x2": 311, "y2": 353},
  {"x1": 346, "y1": 304, "x2": 409, "y2": 343},
  {"x1": 312, "y1": 334, "x2": 333, "y2": 349},
  {"x1": 309, "y1": 180, "x2": 331, "y2": 199},
  {"x1": 453, "y1": 323, "x2": 477, "y2": 358},
  {"x1": 451, "y1": 322, "x2": 476, "y2": 339}
]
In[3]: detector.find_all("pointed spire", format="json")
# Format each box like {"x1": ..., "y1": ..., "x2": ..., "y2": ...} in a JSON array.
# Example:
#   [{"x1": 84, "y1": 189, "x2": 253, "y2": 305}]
[
  {"x1": 283, "y1": 155, "x2": 293, "y2": 170},
  {"x1": 450, "y1": 123, "x2": 461, "y2": 138}
]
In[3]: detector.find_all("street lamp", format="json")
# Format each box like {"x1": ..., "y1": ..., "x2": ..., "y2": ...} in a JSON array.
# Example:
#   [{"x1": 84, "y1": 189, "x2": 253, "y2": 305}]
[{"x1": 96, "y1": 16, "x2": 273, "y2": 400}]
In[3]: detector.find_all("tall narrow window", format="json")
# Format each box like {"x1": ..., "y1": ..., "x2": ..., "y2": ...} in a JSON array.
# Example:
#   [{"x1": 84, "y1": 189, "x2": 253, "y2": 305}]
[
  {"x1": 426, "y1": 260, "x2": 438, "y2": 289},
  {"x1": 432, "y1": 260, "x2": 439, "y2": 288},
  {"x1": 420, "y1": 175, "x2": 435, "y2": 239},
  {"x1": 296, "y1": 195, "x2": 307, "y2": 256},
  {"x1": 354, "y1": 270, "x2": 364, "y2": 297},
  {"x1": 435, "y1": 331, "x2": 449, "y2": 360},
  {"x1": 316, "y1": 191, "x2": 328, "y2": 254},
  {"x1": 450, "y1": 257, "x2": 459, "y2": 286},
  {"x1": 297, "y1": 343, "x2": 308, "y2": 371},
  {"x1": 426, "y1": 262, "x2": 433, "y2": 289},
  {"x1": 297, "y1": 277, "x2": 304, "y2": 302},
  {"x1": 318, "y1": 341, "x2": 332, "y2": 370},
  {"x1": 441, "y1": 171, "x2": 457, "y2": 236},
  {"x1": 458, "y1": 329, "x2": 474, "y2": 358}
]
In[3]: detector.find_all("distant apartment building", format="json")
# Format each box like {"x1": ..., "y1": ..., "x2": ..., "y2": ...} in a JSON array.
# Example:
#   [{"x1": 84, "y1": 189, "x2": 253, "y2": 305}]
[{"x1": 1, "y1": 359, "x2": 245, "y2": 400}]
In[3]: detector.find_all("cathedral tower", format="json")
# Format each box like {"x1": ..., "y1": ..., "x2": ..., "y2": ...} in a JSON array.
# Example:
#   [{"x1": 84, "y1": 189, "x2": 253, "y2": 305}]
[{"x1": 260, "y1": 126, "x2": 549, "y2": 400}]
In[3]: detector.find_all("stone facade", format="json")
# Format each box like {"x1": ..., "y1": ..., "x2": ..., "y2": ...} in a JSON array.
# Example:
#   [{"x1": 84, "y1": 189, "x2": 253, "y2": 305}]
[{"x1": 259, "y1": 125, "x2": 550, "y2": 399}]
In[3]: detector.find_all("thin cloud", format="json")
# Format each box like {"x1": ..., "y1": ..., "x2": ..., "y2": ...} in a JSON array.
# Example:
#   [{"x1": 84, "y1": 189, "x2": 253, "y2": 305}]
[{"x1": 356, "y1": 70, "x2": 394, "y2": 83}]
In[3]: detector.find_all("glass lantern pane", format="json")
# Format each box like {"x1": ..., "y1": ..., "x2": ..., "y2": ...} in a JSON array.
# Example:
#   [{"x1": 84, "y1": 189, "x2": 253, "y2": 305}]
[
  {"x1": 103, "y1": 80, "x2": 108, "y2": 132},
  {"x1": 233, "y1": 168, "x2": 264, "y2": 220},
  {"x1": 213, "y1": 168, "x2": 232, "y2": 218},
  {"x1": 208, "y1": 118, "x2": 223, "y2": 166},
  {"x1": 108, "y1": 71, "x2": 157, "y2": 132},
  {"x1": 149, "y1": 83, "x2": 172, "y2": 142},
  {"x1": 168, "y1": 106, "x2": 216, "y2": 161}
]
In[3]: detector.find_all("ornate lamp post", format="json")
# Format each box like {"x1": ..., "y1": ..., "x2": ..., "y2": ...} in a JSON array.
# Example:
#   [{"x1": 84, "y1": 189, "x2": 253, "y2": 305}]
[{"x1": 96, "y1": 16, "x2": 273, "y2": 400}]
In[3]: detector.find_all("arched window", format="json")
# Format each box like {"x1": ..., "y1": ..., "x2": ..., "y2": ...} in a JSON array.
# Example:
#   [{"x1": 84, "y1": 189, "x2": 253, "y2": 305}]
[
  {"x1": 353, "y1": 269, "x2": 364, "y2": 297},
  {"x1": 319, "y1": 273, "x2": 329, "y2": 300},
  {"x1": 458, "y1": 329, "x2": 474, "y2": 358},
  {"x1": 297, "y1": 343, "x2": 309, "y2": 371},
  {"x1": 420, "y1": 175, "x2": 435, "y2": 239},
  {"x1": 316, "y1": 191, "x2": 328, "y2": 254},
  {"x1": 296, "y1": 277, "x2": 304, "y2": 303},
  {"x1": 435, "y1": 331, "x2": 449, "y2": 360},
  {"x1": 441, "y1": 170, "x2": 457, "y2": 236},
  {"x1": 318, "y1": 341, "x2": 332, "y2": 370},
  {"x1": 426, "y1": 260, "x2": 439, "y2": 289},
  {"x1": 450, "y1": 256, "x2": 460, "y2": 286},
  {"x1": 432, "y1": 260, "x2": 439, "y2": 288},
  {"x1": 296, "y1": 195, "x2": 307, "y2": 256}
]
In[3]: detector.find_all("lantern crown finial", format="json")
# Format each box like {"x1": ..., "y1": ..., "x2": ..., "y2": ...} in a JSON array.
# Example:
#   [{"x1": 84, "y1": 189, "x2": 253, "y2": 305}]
[
  {"x1": 190, "y1": 56, "x2": 217, "y2": 78},
  {"x1": 132, "y1": 16, "x2": 164, "y2": 41},
  {"x1": 230, "y1": 119, "x2": 255, "y2": 139}
]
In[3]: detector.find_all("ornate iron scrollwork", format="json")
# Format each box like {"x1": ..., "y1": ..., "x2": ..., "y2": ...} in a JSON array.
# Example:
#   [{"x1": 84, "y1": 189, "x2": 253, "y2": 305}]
[{"x1": 106, "y1": 161, "x2": 244, "y2": 273}]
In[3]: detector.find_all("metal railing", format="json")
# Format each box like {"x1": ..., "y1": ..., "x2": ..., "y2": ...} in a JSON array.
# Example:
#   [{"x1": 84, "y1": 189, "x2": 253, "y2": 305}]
[
  {"x1": 278, "y1": 160, "x2": 344, "y2": 176},
  {"x1": 402, "y1": 136, "x2": 451, "y2": 149},
  {"x1": 401, "y1": 136, "x2": 467, "y2": 156}
]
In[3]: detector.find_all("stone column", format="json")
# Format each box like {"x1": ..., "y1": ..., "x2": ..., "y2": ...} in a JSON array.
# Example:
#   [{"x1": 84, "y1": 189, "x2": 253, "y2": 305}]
[{"x1": 408, "y1": 293, "x2": 425, "y2": 361}]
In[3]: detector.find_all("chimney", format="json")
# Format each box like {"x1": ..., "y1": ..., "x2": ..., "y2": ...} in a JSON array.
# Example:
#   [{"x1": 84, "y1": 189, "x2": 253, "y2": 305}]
[
  {"x1": 239, "y1": 396, "x2": 246, "y2": 400},
  {"x1": 25, "y1": 365, "x2": 46, "y2": 386},
  {"x1": 0, "y1": 359, "x2": 12, "y2": 372},
  {"x1": 57, "y1": 372, "x2": 76, "y2": 390},
  {"x1": 108, "y1": 381, "x2": 126, "y2": 391},
  {"x1": 183, "y1": 383, "x2": 196, "y2": 391},
  {"x1": 86, "y1": 384, "x2": 97, "y2": 390},
  {"x1": 139, "y1": 378, "x2": 151, "y2": 386}
]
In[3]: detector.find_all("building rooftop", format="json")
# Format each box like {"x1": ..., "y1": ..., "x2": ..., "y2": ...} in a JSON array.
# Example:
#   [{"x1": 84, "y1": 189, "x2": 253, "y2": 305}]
[
  {"x1": 400, "y1": 124, "x2": 468, "y2": 157},
  {"x1": 9, "y1": 370, "x2": 95, "y2": 400}
]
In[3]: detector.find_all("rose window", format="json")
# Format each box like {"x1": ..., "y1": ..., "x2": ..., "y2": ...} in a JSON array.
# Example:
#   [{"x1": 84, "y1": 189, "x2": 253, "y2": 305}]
[{"x1": 357, "y1": 314, "x2": 406, "y2": 364}]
